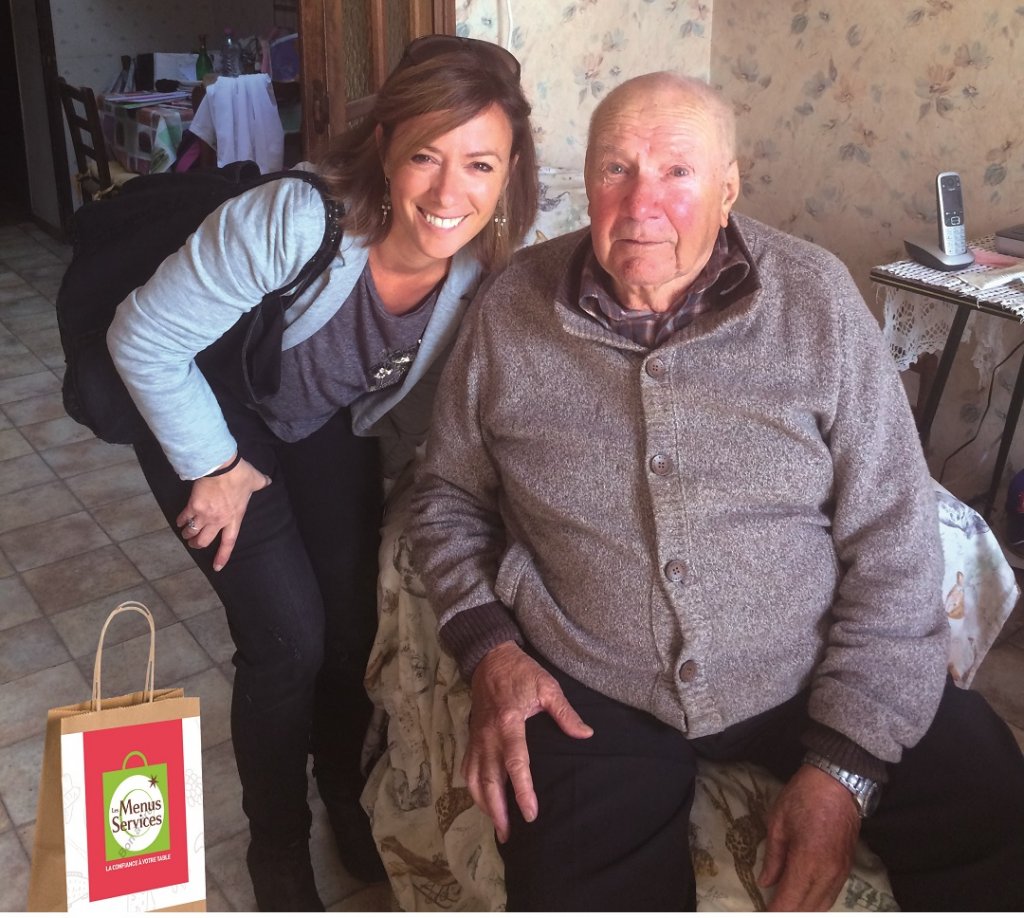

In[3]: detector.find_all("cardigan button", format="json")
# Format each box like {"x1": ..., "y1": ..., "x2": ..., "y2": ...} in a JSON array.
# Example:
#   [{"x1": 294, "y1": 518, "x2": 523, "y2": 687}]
[
  {"x1": 646, "y1": 357, "x2": 668, "y2": 379},
  {"x1": 679, "y1": 659, "x2": 699, "y2": 682},
  {"x1": 664, "y1": 559, "x2": 687, "y2": 583},
  {"x1": 650, "y1": 453, "x2": 673, "y2": 476}
]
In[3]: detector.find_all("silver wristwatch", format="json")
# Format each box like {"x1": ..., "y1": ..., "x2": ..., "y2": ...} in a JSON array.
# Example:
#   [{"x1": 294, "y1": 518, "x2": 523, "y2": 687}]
[{"x1": 803, "y1": 751, "x2": 881, "y2": 818}]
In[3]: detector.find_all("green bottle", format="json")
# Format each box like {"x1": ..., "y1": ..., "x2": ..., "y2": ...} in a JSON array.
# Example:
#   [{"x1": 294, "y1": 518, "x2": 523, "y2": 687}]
[{"x1": 196, "y1": 35, "x2": 214, "y2": 80}]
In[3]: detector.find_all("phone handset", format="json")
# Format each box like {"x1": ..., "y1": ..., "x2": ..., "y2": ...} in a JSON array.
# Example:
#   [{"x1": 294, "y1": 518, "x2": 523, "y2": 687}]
[
  {"x1": 904, "y1": 172, "x2": 974, "y2": 271},
  {"x1": 936, "y1": 171, "x2": 967, "y2": 256}
]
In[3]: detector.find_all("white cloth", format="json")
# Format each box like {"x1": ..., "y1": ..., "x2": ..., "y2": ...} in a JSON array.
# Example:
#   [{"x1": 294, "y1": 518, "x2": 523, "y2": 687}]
[
  {"x1": 189, "y1": 73, "x2": 284, "y2": 174},
  {"x1": 881, "y1": 288, "x2": 960, "y2": 374}
]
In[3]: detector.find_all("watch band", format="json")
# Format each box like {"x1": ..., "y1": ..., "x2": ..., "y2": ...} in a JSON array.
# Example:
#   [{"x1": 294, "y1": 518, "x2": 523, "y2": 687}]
[{"x1": 803, "y1": 751, "x2": 881, "y2": 818}]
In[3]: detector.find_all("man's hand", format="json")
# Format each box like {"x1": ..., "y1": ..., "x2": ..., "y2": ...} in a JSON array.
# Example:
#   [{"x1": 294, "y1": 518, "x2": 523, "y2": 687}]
[
  {"x1": 758, "y1": 763, "x2": 861, "y2": 911},
  {"x1": 463, "y1": 642, "x2": 593, "y2": 843},
  {"x1": 175, "y1": 457, "x2": 271, "y2": 571}
]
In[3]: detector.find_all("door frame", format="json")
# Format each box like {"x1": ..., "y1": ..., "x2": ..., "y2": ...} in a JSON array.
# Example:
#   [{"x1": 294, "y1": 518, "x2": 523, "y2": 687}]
[
  {"x1": 34, "y1": 0, "x2": 74, "y2": 235},
  {"x1": 297, "y1": 0, "x2": 456, "y2": 161}
]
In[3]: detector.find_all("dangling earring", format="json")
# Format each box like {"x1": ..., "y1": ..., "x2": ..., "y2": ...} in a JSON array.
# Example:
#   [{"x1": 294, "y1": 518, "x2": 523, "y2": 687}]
[
  {"x1": 380, "y1": 177, "x2": 392, "y2": 226},
  {"x1": 493, "y1": 198, "x2": 508, "y2": 238}
]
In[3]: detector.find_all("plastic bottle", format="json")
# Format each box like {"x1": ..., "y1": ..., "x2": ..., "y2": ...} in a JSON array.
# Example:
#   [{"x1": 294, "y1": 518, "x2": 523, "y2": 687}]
[
  {"x1": 221, "y1": 27, "x2": 241, "y2": 77},
  {"x1": 195, "y1": 35, "x2": 214, "y2": 80}
]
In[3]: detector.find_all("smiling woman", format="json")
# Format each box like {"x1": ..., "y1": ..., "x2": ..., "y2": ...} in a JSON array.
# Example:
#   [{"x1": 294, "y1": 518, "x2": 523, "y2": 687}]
[
  {"x1": 105, "y1": 34, "x2": 538, "y2": 912},
  {"x1": 369, "y1": 103, "x2": 515, "y2": 313},
  {"x1": 321, "y1": 38, "x2": 537, "y2": 273}
]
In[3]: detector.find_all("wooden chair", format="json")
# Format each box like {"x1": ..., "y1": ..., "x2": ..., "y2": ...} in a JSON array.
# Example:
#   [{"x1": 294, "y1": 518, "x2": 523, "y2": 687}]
[{"x1": 56, "y1": 78, "x2": 137, "y2": 201}]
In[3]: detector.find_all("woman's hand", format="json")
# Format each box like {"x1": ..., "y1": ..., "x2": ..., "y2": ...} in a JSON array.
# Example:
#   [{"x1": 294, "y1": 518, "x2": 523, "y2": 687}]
[{"x1": 175, "y1": 456, "x2": 272, "y2": 571}]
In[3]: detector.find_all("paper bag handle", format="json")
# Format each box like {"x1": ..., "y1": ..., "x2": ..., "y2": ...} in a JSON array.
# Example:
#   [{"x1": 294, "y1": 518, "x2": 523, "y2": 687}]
[{"x1": 92, "y1": 601, "x2": 156, "y2": 711}]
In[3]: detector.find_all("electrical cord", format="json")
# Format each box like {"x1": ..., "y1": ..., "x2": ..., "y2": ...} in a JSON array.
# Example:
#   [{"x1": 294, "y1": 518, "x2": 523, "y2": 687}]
[{"x1": 938, "y1": 337, "x2": 1024, "y2": 484}]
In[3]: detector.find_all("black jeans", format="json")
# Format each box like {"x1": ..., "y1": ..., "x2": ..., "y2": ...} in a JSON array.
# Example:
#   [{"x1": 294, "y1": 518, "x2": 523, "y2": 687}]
[
  {"x1": 134, "y1": 391, "x2": 381, "y2": 846},
  {"x1": 500, "y1": 651, "x2": 1024, "y2": 911}
]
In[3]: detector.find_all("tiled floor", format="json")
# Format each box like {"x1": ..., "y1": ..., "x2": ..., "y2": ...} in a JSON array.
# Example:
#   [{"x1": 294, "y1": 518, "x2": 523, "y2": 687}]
[
  {"x1": 0, "y1": 216, "x2": 390, "y2": 911},
  {"x1": 1, "y1": 214, "x2": 1024, "y2": 913}
]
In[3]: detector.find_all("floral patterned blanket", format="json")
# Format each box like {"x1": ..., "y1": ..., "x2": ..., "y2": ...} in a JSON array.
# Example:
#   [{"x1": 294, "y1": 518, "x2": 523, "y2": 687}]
[{"x1": 362, "y1": 479, "x2": 1018, "y2": 911}]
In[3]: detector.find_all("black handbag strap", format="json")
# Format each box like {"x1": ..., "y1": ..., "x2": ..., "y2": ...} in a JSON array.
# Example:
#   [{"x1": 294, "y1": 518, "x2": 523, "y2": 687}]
[
  {"x1": 261, "y1": 171, "x2": 344, "y2": 307},
  {"x1": 195, "y1": 171, "x2": 345, "y2": 407}
]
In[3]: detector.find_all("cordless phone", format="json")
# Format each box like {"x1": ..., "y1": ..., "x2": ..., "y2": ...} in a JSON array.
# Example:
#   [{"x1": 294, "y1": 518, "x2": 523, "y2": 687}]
[
  {"x1": 904, "y1": 171, "x2": 974, "y2": 271},
  {"x1": 936, "y1": 171, "x2": 967, "y2": 256}
]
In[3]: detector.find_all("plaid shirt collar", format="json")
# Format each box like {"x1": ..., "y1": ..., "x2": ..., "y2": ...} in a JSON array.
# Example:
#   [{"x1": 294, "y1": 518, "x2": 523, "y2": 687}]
[{"x1": 577, "y1": 219, "x2": 753, "y2": 348}]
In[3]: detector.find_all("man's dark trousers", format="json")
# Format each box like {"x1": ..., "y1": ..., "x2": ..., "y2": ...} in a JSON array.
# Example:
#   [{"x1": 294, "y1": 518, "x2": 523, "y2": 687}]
[{"x1": 500, "y1": 652, "x2": 1024, "y2": 911}]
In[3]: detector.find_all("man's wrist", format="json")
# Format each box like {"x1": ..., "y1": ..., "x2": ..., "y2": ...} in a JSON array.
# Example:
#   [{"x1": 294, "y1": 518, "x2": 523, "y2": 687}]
[
  {"x1": 803, "y1": 751, "x2": 882, "y2": 817},
  {"x1": 438, "y1": 601, "x2": 524, "y2": 680},
  {"x1": 800, "y1": 722, "x2": 889, "y2": 783}
]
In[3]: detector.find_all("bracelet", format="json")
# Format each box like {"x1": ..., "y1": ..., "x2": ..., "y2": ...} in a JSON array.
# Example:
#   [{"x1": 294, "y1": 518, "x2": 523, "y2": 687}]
[{"x1": 204, "y1": 454, "x2": 242, "y2": 478}]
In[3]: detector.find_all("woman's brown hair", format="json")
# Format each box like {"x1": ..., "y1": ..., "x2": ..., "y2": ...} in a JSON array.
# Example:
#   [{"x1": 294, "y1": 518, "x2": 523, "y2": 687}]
[{"x1": 317, "y1": 44, "x2": 538, "y2": 272}]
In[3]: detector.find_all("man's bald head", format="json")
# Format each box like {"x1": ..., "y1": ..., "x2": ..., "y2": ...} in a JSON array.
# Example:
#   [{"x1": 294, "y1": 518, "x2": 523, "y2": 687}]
[
  {"x1": 587, "y1": 72, "x2": 737, "y2": 172},
  {"x1": 582, "y1": 71, "x2": 741, "y2": 314}
]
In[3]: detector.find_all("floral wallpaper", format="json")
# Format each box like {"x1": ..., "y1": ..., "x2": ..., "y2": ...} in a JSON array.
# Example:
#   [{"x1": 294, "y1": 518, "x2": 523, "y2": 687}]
[
  {"x1": 459, "y1": 0, "x2": 713, "y2": 242},
  {"x1": 456, "y1": 0, "x2": 1024, "y2": 511},
  {"x1": 712, "y1": 1, "x2": 1024, "y2": 302},
  {"x1": 711, "y1": 0, "x2": 1024, "y2": 508}
]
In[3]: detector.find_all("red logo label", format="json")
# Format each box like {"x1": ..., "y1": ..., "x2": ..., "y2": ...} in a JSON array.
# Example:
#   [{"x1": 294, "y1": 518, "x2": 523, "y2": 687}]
[{"x1": 82, "y1": 719, "x2": 189, "y2": 902}]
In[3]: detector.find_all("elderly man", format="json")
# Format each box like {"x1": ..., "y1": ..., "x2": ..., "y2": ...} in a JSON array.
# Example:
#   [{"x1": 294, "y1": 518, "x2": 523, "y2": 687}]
[{"x1": 409, "y1": 72, "x2": 1024, "y2": 911}]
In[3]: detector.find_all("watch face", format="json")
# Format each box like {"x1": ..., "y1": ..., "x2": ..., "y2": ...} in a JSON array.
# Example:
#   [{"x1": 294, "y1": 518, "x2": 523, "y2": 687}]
[{"x1": 857, "y1": 779, "x2": 881, "y2": 817}]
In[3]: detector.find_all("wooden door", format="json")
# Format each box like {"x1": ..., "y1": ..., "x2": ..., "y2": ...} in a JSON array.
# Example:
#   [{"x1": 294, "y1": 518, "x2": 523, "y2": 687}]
[
  {"x1": 35, "y1": 0, "x2": 74, "y2": 234},
  {"x1": 297, "y1": 0, "x2": 455, "y2": 160}
]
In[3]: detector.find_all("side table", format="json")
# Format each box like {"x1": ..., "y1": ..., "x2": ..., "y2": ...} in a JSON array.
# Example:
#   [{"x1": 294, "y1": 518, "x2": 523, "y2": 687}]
[{"x1": 872, "y1": 237, "x2": 1024, "y2": 519}]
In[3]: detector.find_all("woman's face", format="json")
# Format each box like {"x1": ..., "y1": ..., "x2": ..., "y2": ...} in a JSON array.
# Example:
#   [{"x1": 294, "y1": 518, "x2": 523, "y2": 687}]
[{"x1": 383, "y1": 103, "x2": 514, "y2": 268}]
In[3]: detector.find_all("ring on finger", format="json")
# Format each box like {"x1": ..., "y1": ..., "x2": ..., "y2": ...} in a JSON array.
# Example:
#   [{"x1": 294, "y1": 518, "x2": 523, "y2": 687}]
[{"x1": 183, "y1": 517, "x2": 199, "y2": 533}]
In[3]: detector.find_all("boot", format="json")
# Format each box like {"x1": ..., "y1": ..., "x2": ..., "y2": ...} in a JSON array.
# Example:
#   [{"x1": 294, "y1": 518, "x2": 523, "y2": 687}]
[
  {"x1": 246, "y1": 835, "x2": 325, "y2": 912},
  {"x1": 316, "y1": 780, "x2": 387, "y2": 883}
]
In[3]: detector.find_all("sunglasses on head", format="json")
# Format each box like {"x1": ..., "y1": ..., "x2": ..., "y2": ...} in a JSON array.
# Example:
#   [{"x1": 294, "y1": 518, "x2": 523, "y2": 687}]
[{"x1": 397, "y1": 34, "x2": 521, "y2": 82}]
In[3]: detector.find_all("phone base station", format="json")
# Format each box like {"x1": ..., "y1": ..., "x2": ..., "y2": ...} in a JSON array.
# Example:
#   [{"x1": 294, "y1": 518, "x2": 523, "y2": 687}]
[{"x1": 904, "y1": 238, "x2": 975, "y2": 272}]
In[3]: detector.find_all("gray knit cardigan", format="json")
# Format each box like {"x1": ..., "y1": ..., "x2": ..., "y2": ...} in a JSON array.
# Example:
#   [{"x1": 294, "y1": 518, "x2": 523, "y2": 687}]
[{"x1": 410, "y1": 215, "x2": 949, "y2": 764}]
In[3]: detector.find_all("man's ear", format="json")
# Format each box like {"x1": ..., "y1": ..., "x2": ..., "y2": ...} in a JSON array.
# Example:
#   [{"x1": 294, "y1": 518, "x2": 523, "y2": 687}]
[{"x1": 720, "y1": 159, "x2": 741, "y2": 226}]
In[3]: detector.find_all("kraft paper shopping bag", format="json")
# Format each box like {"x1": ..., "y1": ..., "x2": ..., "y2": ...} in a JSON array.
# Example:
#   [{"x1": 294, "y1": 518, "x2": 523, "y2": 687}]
[{"x1": 27, "y1": 601, "x2": 206, "y2": 912}]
